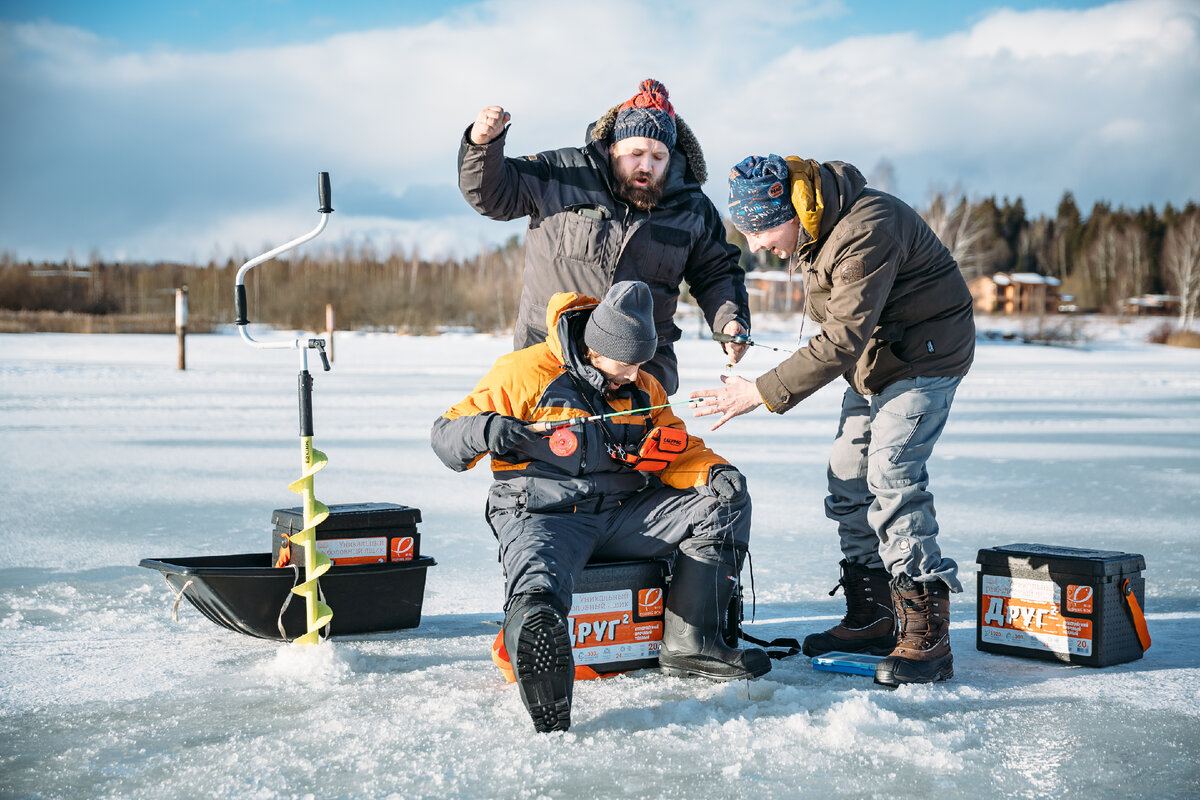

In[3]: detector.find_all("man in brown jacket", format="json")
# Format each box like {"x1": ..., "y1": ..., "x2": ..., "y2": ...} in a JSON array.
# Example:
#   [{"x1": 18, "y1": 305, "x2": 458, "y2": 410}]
[{"x1": 691, "y1": 155, "x2": 974, "y2": 687}]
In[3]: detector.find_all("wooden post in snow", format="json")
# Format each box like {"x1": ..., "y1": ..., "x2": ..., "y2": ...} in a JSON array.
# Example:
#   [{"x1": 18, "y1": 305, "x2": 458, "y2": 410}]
[{"x1": 175, "y1": 286, "x2": 188, "y2": 371}]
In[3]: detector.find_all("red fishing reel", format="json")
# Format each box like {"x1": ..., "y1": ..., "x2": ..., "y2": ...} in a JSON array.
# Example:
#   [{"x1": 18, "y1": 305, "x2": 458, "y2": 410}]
[{"x1": 548, "y1": 427, "x2": 578, "y2": 456}]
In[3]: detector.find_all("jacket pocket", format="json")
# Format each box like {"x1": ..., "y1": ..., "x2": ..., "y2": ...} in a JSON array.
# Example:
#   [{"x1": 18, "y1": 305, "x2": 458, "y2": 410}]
[
  {"x1": 892, "y1": 318, "x2": 950, "y2": 364},
  {"x1": 557, "y1": 205, "x2": 610, "y2": 262}
]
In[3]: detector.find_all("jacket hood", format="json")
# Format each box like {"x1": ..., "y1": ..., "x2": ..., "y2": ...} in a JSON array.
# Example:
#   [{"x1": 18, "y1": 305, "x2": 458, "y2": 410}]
[
  {"x1": 544, "y1": 291, "x2": 599, "y2": 364},
  {"x1": 543, "y1": 290, "x2": 633, "y2": 394},
  {"x1": 587, "y1": 106, "x2": 707, "y2": 185},
  {"x1": 815, "y1": 161, "x2": 868, "y2": 239}
]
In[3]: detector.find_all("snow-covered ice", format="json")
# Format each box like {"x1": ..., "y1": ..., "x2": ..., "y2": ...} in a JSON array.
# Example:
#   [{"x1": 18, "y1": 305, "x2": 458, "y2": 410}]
[{"x1": 1, "y1": 318, "x2": 1198, "y2": 799}]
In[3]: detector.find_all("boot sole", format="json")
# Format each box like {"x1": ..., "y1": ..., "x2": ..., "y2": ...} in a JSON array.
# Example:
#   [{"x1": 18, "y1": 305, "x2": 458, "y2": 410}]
[
  {"x1": 873, "y1": 655, "x2": 954, "y2": 688},
  {"x1": 513, "y1": 607, "x2": 573, "y2": 732}
]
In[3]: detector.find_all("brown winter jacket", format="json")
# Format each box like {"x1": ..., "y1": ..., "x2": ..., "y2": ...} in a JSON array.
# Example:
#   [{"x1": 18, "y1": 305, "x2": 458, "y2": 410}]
[{"x1": 755, "y1": 161, "x2": 975, "y2": 412}]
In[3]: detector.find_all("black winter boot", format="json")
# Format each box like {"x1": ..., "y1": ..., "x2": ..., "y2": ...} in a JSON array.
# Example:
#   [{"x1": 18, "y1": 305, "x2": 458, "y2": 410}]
[
  {"x1": 503, "y1": 594, "x2": 573, "y2": 732},
  {"x1": 803, "y1": 560, "x2": 897, "y2": 657},
  {"x1": 658, "y1": 553, "x2": 771, "y2": 681},
  {"x1": 874, "y1": 574, "x2": 953, "y2": 687}
]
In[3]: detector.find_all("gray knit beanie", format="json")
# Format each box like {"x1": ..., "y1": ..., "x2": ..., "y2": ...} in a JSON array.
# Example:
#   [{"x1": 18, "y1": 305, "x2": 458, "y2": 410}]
[{"x1": 584, "y1": 281, "x2": 658, "y2": 364}]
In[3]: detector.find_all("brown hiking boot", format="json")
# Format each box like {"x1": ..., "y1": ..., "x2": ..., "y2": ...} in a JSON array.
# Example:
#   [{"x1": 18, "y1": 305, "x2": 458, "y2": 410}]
[
  {"x1": 874, "y1": 574, "x2": 953, "y2": 687},
  {"x1": 802, "y1": 560, "x2": 896, "y2": 657}
]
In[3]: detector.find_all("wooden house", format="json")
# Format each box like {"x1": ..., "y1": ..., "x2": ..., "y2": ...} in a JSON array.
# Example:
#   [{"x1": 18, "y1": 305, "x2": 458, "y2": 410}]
[
  {"x1": 968, "y1": 272, "x2": 1062, "y2": 315},
  {"x1": 745, "y1": 269, "x2": 805, "y2": 315}
]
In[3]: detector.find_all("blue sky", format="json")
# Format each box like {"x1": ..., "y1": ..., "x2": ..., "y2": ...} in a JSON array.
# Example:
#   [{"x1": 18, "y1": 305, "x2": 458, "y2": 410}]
[
  {"x1": 0, "y1": 0, "x2": 1108, "y2": 50},
  {"x1": 1, "y1": 0, "x2": 1197, "y2": 262}
]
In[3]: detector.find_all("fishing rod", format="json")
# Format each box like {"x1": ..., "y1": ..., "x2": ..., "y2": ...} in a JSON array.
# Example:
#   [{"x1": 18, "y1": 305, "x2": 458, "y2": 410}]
[
  {"x1": 713, "y1": 332, "x2": 796, "y2": 354},
  {"x1": 526, "y1": 397, "x2": 712, "y2": 434}
]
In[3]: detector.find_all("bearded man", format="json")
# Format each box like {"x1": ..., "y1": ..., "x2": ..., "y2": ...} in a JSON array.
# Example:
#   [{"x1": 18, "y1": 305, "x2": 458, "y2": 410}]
[{"x1": 457, "y1": 79, "x2": 751, "y2": 395}]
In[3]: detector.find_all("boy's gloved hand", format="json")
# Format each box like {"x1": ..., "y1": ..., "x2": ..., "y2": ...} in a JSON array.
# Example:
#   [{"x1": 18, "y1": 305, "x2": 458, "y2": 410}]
[
  {"x1": 708, "y1": 465, "x2": 748, "y2": 505},
  {"x1": 485, "y1": 414, "x2": 539, "y2": 457}
]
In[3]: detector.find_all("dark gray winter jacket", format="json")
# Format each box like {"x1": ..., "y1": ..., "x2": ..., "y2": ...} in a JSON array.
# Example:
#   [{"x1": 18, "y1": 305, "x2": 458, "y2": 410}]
[
  {"x1": 756, "y1": 161, "x2": 975, "y2": 412},
  {"x1": 457, "y1": 109, "x2": 749, "y2": 395}
]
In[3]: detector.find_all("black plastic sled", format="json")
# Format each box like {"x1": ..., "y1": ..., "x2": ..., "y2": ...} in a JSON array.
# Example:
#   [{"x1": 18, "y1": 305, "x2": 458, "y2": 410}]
[{"x1": 139, "y1": 552, "x2": 436, "y2": 641}]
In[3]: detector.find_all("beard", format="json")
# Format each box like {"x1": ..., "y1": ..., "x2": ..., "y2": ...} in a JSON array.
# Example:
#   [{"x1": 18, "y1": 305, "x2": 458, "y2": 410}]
[{"x1": 613, "y1": 164, "x2": 665, "y2": 211}]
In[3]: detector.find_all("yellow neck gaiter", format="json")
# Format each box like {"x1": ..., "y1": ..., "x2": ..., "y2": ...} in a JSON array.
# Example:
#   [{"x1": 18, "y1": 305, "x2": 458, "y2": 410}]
[{"x1": 785, "y1": 157, "x2": 823, "y2": 247}]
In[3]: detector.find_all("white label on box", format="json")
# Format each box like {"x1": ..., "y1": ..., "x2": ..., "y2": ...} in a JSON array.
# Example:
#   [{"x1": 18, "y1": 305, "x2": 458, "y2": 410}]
[
  {"x1": 573, "y1": 639, "x2": 659, "y2": 666},
  {"x1": 982, "y1": 575, "x2": 1059, "y2": 604},
  {"x1": 980, "y1": 574, "x2": 1092, "y2": 656},
  {"x1": 313, "y1": 536, "x2": 387, "y2": 564},
  {"x1": 571, "y1": 589, "x2": 631, "y2": 616}
]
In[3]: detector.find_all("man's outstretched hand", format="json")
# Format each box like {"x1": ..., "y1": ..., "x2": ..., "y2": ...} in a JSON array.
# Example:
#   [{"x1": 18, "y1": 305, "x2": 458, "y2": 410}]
[{"x1": 690, "y1": 375, "x2": 764, "y2": 431}]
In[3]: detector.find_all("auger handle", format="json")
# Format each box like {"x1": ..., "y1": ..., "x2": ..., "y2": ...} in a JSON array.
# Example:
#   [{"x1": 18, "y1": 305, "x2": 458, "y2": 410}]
[
  {"x1": 310, "y1": 339, "x2": 331, "y2": 372},
  {"x1": 318, "y1": 172, "x2": 333, "y2": 214},
  {"x1": 234, "y1": 172, "x2": 333, "y2": 351}
]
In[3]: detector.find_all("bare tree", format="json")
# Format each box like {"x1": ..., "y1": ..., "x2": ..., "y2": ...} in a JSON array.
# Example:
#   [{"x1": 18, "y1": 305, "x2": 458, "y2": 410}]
[
  {"x1": 1096, "y1": 224, "x2": 1120, "y2": 305},
  {"x1": 1163, "y1": 212, "x2": 1200, "y2": 330},
  {"x1": 869, "y1": 158, "x2": 896, "y2": 194},
  {"x1": 1113, "y1": 225, "x2": 1150, "y2": 313},
  {"x1": 923, "y1": 191, "x2": 990, "y2": 281}
]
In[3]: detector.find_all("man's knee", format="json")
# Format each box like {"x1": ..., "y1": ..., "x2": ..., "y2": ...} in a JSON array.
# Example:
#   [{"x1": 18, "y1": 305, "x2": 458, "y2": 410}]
[{"x1": 687, "y1": 492, "x2": 751, "y2": 549}]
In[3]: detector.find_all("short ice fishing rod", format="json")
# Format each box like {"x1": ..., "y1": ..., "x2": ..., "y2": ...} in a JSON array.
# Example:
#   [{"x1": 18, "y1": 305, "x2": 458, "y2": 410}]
[
  {"x1": 713, "y1": 332, "x2": 795, "y2": 354},
  {"x1": 526, "y1": 397, "x2": 712, "y2": 434}
]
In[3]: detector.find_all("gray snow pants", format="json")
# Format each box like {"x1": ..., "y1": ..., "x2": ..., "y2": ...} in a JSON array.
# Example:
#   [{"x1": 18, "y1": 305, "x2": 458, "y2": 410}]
[
  {"x1": 487, "y1": 486, "x2": 751, "y2": 613},
  {"x1": 825, "y1": 376, "x2": 963, "y2": 591}
]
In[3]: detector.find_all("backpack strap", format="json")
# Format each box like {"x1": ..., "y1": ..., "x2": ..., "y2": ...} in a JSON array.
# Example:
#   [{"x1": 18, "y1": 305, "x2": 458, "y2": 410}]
[{"x1": 738, "y1": 629, "x2": 803, "y2": 660}]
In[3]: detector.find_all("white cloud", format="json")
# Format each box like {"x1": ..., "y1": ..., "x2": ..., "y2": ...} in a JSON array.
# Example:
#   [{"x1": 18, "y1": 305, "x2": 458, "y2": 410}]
[
  {"x1": 1, "y1": 0, "x2": 1197, "y2": 263},
  {"x1": 961, "y1": 0, "x2": 1193, "y2": 59}
]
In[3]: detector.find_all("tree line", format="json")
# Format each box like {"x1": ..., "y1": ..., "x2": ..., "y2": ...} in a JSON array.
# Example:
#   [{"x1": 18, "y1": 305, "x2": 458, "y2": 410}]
[
  {"x1": 0, "y1": 237, "x2": 525, "y2": 335},
  {"x1": 728, "y1": 191, "x2": 1200, "y2": 328},
  {"x1": 2, "y1": 192, "x2": 1198, "y2": 334}
]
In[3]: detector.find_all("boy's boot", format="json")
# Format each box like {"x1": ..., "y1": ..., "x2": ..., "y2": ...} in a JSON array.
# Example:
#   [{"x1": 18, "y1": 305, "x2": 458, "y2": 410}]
[
  {"x1": 802, "y1": 560, "x2": 896, "y2": 657},
  {"x1": 874, "y1": 574, "x2": 953, "y2": 687},
  {"x1": 503, "y1": 593, "x2": 573, "y2": 732},
  {"x1": 658, "y1": 552, "x2": 771, "y2": 681}
]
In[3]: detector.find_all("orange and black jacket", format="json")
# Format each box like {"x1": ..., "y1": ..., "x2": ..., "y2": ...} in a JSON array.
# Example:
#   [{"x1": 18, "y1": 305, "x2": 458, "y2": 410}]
[{"x1": 430, "y1": 292, "x2": 727, "y2": 514}]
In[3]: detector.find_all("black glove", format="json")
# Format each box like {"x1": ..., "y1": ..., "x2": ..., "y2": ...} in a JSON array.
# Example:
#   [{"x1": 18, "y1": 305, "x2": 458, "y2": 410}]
[
  {"x1": 708, "y1": 466, "x2": 748, "y2": 505},
  {"x1": 484, "y1": 414, "x2": 538, "y2": 457}
]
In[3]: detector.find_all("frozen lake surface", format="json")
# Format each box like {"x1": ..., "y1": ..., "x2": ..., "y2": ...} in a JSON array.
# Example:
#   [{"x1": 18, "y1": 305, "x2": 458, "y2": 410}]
[{"x1": 2, "y1": 319, "x2": 1198, "y2": 799}]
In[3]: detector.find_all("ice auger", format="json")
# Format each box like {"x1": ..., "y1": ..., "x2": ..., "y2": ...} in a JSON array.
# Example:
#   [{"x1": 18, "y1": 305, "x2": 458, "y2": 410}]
[{"x1": 234, "y1": 172, "x2": 335, "y2": 644}]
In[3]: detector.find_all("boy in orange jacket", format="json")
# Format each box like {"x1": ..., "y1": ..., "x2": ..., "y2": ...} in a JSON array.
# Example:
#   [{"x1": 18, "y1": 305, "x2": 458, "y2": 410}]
[{"x1": 432, "y1": 281, "x2": 768, "y2": 733}]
